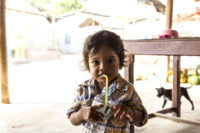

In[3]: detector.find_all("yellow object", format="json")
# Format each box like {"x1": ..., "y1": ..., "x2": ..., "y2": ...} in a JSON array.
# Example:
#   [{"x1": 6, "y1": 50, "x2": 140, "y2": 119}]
[
  {"x1": 102, "y1": 74, "x2": 108, "y2": 124},
  {"x1": 103, "y1": 74, "x2": 108, "y2": 106},
  {"x1": 167, "y1": 69, "x2": 188, "y2": 83},
  {"x1": 181, "y1": 77, "x2": 187, "y2": 83}
]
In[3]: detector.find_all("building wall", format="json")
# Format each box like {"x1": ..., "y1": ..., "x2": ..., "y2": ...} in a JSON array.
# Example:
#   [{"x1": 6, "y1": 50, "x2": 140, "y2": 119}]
[{"x1": 6, "y1": 10, "x2": 54, "y2": 58}]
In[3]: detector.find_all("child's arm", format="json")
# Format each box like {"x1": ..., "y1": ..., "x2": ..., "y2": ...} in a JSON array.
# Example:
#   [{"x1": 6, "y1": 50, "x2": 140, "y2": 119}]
[
  {"x1": 69, "y1": 104, "x2": 104, "y2": 125},
  {"x1": 112, "y1": 85, "x2": 148, "y2": 126}
]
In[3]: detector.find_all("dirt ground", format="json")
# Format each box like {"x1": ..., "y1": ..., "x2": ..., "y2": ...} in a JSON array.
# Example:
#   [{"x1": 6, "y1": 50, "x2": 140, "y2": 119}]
[
  {"x1": 0, "y1": 81, "x2": 200, "y2": 133},
  {"x1": 1, "y1": 55, "x2": 200, "y2": 133}
]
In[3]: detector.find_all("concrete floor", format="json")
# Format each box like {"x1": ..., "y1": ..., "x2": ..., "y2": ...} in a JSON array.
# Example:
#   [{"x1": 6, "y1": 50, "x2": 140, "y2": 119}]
[{"x1": 0, "y1": 81, "x2": 200, "y2": 133}]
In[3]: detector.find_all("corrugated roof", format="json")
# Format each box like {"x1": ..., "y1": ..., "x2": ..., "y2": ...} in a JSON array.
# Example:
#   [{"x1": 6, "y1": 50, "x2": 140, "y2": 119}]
[
  {"x1": 56, "y1": 9, "x2": 109, "y2": 20},
  {"x1": 6, "y1": 0, "x2": 46, "y2": 16}
]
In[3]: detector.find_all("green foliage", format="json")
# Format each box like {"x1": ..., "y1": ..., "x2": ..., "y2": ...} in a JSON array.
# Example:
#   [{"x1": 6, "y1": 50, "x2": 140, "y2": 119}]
[
  {"x1": 26, "y1": 0, "x2": 87, "y2": 16},
  {"x1": 55, "y1": 0, "x2": 85, "y2": 15}
]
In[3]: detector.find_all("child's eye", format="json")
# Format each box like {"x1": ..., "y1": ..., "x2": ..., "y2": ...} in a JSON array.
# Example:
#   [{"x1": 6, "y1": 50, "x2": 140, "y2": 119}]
[
  {"x1": 108, "y1": 59, "x2": 115, "y2": 64},
  {"x1": 92, "y1": 60, "x2": 99, "y2": 65}
]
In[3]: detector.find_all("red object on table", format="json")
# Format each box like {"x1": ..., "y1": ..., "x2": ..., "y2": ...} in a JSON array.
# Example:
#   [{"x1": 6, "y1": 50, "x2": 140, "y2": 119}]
[{"x1": 159, "y1": 29, "x2": 179, "y2": 38}]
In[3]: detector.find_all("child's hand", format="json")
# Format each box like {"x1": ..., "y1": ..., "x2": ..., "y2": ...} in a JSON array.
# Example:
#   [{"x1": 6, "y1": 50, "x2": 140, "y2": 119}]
[
  {"x1": 113, "y1": 103, "x2": 134, "y2": 122},
  {"x1": 81, "y1": 104, "x2": 104, "y2": 122}
]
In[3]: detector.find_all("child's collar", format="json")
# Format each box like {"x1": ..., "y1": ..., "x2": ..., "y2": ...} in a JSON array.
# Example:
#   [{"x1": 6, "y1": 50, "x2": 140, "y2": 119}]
[{"x1": 89, "y1": 74, "x2": 124, "y2": 90}]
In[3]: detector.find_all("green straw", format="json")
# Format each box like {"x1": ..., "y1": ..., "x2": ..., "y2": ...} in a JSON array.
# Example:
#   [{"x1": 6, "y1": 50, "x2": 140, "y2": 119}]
[
  {"x1": 102, "y1": 74, "x2": 108, "y2": 107},
  {"x1": 102, "y1": 74, "x2": 108, "y2": 124}
]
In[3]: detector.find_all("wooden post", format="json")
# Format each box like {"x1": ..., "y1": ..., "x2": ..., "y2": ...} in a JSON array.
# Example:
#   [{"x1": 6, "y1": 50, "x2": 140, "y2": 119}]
[
  {"x1": 152, "y1": 113, "x2": 200, "y2": 127},
  {"x1": 172, "y1": 56, "x2": 180, "y2": 117},
  {"x1": 166, "y1": 0, "x2": 173, "y2": 29},
  {"x1": 124, "y1": 55, "x2": 134, "y2": 133},
  {"x1": 165, "y1": 0, "x2": 181, "y2": 117},
  {"x1": 165, "y1": 0, "x2": 172, "y2": 82},
  {"x1": 165, "y1": 0, "x2": 174, "y2": 82},
  {"x1": 124, "y1": 55, "x2": 134, "y2": 84},
  {"x1": 0, "y1": 0, "x2": 10, "y2": 104}
]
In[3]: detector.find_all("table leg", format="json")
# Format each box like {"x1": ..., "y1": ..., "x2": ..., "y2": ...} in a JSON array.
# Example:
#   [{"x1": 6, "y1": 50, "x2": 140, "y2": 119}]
[
  {"x1": 124, "y1": 55, "x2": 134, "y2": 84},
  {"x1": 124, "y1": 55, "x2": 135, "y2": 133},
  {"x1": 172, "y1": 56, "x2": 181, "y2": 117}
]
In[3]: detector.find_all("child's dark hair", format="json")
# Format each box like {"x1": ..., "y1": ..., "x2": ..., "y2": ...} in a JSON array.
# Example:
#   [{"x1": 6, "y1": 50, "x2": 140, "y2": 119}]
[{"x1": 81, "y1": 30, "x2": 128, "y2": 71}]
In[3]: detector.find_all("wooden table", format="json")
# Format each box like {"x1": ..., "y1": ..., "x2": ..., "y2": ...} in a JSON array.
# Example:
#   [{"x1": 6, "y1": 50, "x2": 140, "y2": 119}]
[{"x1": 124, "y1": 38, "x2": 200, "y2": 118}]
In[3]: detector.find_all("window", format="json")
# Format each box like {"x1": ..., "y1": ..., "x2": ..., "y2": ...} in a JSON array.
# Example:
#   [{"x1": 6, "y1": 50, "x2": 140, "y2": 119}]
[{"x1": 65, "y1": 34, "x2": 71, "y2": 45}]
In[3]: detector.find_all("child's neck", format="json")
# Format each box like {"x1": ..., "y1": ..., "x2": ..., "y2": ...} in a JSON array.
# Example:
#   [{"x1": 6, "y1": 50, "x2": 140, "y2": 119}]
[{"x1": 97, "y1": 83, "x2": 104, "y2": 91}]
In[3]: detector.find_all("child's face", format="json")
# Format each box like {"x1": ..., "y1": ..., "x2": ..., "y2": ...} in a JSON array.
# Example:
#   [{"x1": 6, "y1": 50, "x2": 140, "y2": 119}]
[{"x1": 88, "y1": 44, "x2": 120, "y2": 86}]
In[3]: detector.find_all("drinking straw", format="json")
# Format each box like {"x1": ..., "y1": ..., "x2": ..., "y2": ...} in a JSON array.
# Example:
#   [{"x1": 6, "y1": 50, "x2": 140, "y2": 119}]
[
  {"x1": 102, "y1": 74, "x2": 108, "y2": 124},
  {"x1": 102, "y1": 74, "x2": 108, "y2": 107}
]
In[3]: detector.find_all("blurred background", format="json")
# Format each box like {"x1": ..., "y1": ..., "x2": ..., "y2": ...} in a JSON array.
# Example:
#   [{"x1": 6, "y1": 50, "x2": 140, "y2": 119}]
[
  {"x1": 3, "y1": 0, "x2": 200, "y2": 103},
  {"x1": 1, "y1": 0, "x2": 200, "y2": 133}
]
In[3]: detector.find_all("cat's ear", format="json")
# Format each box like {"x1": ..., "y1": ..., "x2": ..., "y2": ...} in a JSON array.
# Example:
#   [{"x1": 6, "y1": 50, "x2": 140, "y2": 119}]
[{"x1": 155, "y1": 88, "x2": 158, "y2": 90}]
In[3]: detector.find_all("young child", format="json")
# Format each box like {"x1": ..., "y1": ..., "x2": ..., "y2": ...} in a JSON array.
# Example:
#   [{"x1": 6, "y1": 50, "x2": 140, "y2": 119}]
[{"x1": 66, "y1": 30, "x2": 148, "y2": 133}]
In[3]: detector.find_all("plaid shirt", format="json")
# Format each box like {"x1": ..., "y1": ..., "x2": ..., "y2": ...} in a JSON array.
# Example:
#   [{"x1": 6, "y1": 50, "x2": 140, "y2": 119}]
[{"x1": 67, "y1": 74, "x2": 148, "y2": 133}]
